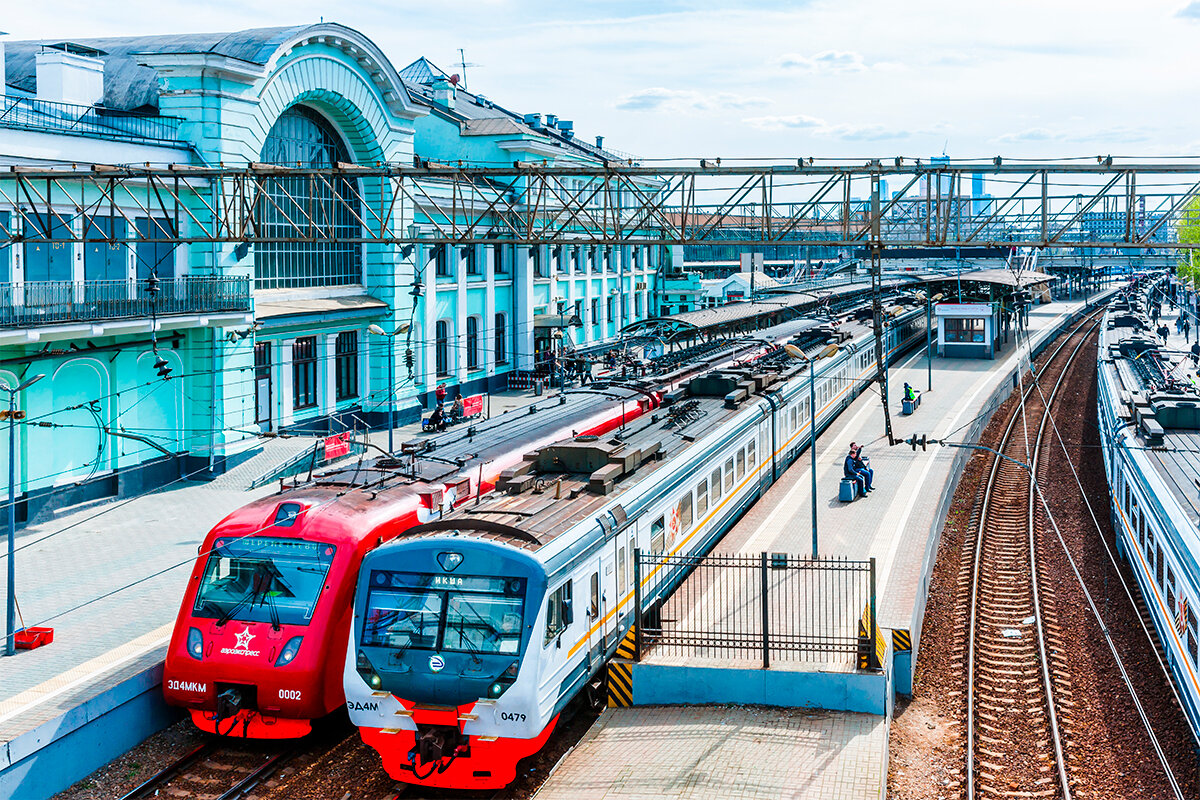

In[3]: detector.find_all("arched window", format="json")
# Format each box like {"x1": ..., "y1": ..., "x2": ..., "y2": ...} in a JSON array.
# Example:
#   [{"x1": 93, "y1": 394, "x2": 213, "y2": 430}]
[
  {"x1": 435, "y1": 320, "x2": 450, "y2": 377},
  {"x1": 257, "y1": 106, "x2": 361, "y2": 290},
  {"x1": 494, "y1": 313, "x2": 508, "y2": 365},
  {"x1": 466, "y1": 316, "x2": 480, "y2": 370}
]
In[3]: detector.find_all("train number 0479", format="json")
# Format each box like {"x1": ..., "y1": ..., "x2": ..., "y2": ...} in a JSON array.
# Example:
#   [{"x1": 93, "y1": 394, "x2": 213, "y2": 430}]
[
  {"x1": 500, "y1": 712, "x2": 526, "y2": 722},
  {"x1": 278, "y1": 689, "x2": 302, "y2": 700}
]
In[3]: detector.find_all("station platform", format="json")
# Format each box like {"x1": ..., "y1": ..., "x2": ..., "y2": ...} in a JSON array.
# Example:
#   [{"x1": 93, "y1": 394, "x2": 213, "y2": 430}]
[
  {"x1": 542, "y1": 289, "x2": 1112, "y2": 800},
  {"x1": 0, "y1": 389, "x2": 548, "y2": 800},
  {"x1": 534, "y1": 706, "x2": 885, "y2": 800}
]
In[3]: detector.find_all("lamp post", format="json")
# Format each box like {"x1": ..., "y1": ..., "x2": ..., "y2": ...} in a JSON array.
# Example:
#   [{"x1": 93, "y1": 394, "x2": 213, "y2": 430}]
[
  {"x1": 785, "y1": 343, "x2": 838, "y2": 558},
  {"x1": 925, "y1": 292, "x2": 943, "y2": 391},
  {"x1": 368, "y1": 324, "x2": 400, "y2": 455},
  {"x1": 4, "y1": 373, "x2": 43, "y2": 657}
]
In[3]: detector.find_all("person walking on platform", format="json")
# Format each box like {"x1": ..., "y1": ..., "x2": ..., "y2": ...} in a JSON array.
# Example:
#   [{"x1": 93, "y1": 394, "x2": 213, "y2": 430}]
[
  {"x1": 1185, "y1": 316, "x2": 1193, "y2": 342},
  {"x1": 1158, "y1": 323, "x2": 1170, "y2": 344},
  {"x1": 1191, "y1": 342, "x2": 1199, "y2": 367}
]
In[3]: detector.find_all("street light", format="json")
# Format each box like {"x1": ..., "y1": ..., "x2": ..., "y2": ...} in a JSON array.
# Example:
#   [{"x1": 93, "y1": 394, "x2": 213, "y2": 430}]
[
  {"x1": 369, "y1": 323, "x2": 409, "y2": 455},
  {"x1": 785, "y1": 342, "x2": 838, "y2": 558},
  {"x1": 4, "y1": 372, "x2": 43, "y2": 657},
  {"x1": 924, "y1": 292, "x2": 944, "y2": 391}
]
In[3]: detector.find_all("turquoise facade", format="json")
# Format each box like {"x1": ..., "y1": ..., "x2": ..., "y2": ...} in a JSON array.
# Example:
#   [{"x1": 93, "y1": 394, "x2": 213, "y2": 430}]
[{"x1": 0, "y1": 23, "x2": 662, "y2": 518}]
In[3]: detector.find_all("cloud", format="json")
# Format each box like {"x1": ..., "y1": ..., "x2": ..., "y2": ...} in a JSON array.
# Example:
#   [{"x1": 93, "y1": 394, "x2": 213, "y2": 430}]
[
  {"x1": 1178, "y1": 2, "x2": 1200, "y2": 18},
  {"x1": 742, "y1": 114, "x2": 825, "y2": 131},
  {"x1": 777, "y1": 50, "x2": 867, "y2": 73},
  {"x1": 743, "y1": 115, "x2": 918, "y2": 141},
  {"x1": 993, "y1": 125, "x2": 1152, "y2": 144},
  {"x1": 994, "y1": 128, "x2": 1054, "y2": 143},
  {"x1": 615, "y1": 87, "x2": 771, "y2": 112}
]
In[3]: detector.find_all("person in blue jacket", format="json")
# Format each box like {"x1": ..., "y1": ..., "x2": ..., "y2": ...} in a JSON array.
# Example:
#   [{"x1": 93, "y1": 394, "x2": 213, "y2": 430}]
[{"x1": 844, "y1": 444, "x2": 871, "y2": 495}]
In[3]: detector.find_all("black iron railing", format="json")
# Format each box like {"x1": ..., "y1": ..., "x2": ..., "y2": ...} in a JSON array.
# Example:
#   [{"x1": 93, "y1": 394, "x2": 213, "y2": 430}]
[
  {"x1": 0, "y1": 277, "x2": 251, "y2": 327},
  {"x1": 634, "y1": 550, "x2": 877, "y2": 669},
  {"x1": 0, "y1": 96, "x2": 185, "y2": 145}
]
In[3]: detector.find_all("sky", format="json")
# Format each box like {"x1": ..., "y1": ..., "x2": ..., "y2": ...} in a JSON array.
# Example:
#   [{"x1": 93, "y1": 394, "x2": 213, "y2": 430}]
[{"x1": 6, "y1": 0, "x2": 1200, "y2": 163}]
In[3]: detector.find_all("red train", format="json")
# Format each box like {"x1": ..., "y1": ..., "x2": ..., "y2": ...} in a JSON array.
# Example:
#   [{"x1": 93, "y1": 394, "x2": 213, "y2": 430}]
[{"x1": 162, "y1": 392, "x2": 657, "y2": 738}]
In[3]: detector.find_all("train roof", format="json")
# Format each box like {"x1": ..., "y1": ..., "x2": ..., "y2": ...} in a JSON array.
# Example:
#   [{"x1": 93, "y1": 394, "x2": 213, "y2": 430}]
[
  {"x1": 411, "y1": 307, "x2": 916, "y2": 553},
  {"x1": 1099, "y1": 284, "x2": 1200, "y2": 521}
]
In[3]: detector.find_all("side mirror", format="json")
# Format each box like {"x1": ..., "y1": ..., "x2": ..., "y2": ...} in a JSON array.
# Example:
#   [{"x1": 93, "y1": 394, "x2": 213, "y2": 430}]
[{"x1": 561, "y1": 599, "x2": 574, "y2": 626}]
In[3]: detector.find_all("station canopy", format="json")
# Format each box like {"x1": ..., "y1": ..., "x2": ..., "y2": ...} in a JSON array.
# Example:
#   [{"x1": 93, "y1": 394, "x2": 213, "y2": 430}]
[{"x1": 921, "y1": 268, "x2": 1056, "y2": 288}]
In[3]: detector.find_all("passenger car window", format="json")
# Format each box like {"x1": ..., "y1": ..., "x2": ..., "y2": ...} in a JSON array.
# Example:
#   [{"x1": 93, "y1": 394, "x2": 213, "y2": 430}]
[{"x1": 545, "y1": 580, "x2": 573, "y2": 645}]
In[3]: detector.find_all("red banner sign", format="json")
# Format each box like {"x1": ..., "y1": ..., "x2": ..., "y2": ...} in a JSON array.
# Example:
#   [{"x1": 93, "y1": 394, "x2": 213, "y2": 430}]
[
  {"x1": 324, "y1": 433, "x2": 350, "y2": 459},
  {"x1": 463, "y1": 394, "x2": 484, "y2": 417}
]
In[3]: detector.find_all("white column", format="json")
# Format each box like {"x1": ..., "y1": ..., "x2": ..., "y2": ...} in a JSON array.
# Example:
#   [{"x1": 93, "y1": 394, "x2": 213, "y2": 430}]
[
  {"x1": 455, "y1": 244, "x2": 468, "y2": 386},
  {"x1": 421, "y1": 243, "x2": 437, "y2": 392},
  {"x1": 515, "y1": 245, "x2": 533, "y2": 369},
  {"x1": 320, "y1": 333, "x2": 337, "y2": 417},
  {"x1": 484, "y1": 244, "x2": 496, "y2": 378},
  {"x1": 358, "y1": 325, "x2": 372, "y2": 402},
  {"x1": 278, "y1": 339, "x2": 295, "y2": 428},
  {"x1": 582, "y1": 264, "x2": 594, "y2": 345}
]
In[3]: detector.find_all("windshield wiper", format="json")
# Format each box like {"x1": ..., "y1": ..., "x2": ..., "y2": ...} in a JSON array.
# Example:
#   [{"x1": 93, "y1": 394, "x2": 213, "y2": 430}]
[{"x1": 260, "y1": 588, "x2": 281, "y2": 632}]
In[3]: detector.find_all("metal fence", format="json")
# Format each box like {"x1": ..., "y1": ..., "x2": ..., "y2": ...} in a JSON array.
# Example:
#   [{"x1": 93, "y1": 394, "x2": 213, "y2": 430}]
[
  {"x1": 0, "y1": 95, "x2": 185, "y2": 145},
  {"x1": 0, "y1": 277, "x2": 252, "y2": 327},
  {"x1": 634, "y1": 550, "x2": 876, "y2": 670}
]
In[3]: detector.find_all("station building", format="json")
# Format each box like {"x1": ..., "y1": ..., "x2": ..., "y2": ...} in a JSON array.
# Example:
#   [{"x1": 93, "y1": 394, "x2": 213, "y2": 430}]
[{"x1": 0, "y1": 23, "x2": 661, "y2": 518}]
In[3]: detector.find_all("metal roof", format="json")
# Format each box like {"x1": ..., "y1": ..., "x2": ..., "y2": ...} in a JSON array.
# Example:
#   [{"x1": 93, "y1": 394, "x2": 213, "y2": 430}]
[
  {"x1": 5, "y1": 26, "x2": 309, "y2": 111},
  {"x1": 936, "y1": 268, "x2": 1056, "y2": 287}
]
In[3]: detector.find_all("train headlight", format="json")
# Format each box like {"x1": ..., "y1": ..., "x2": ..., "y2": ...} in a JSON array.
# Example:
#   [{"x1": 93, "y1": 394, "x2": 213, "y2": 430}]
[
  {"x1": 487, "y1": 660, "x2": 521, "y2": 698},
  {"x1": 369, "y1": 673, "x2": 383, "y2": 689},
  {"x1": 274, "y1": 636, "x2": 303, "y2": 667},
  {"x1": 187, "y1": 627, "x2": 204, "y2": 660}
]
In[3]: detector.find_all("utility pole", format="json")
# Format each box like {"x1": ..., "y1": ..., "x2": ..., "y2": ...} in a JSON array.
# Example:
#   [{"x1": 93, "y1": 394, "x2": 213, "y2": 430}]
[{"x1": 869, "y1": 172, "x2": 896, "y2": 446}]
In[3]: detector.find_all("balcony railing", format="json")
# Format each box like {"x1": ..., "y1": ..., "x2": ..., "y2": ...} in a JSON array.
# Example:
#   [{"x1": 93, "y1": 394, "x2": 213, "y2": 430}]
[
  {"x1": 0, "y1": 277, "x2": 251, "y2": 328},
  {"x1": 0, "y1": 96, "x2": 186, "y2": 146}
]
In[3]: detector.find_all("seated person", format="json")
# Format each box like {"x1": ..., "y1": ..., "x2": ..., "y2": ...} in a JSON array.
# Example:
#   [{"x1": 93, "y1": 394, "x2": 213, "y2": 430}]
[
  {"x1": 853, "y1": 444, "x2": 874, "y2": 491},
  {"x1": 450, "y1": 396, "x2": 465, "y2": 420},
  {"x1": 844, "y1": 445, "x2": 869, "y2": 495},
  {"x1": 903, "y1": 382, "x2": 918, "y2": 403},
  {"x1": 426, "y1": 404, "x2": 446, "y2": 431}
]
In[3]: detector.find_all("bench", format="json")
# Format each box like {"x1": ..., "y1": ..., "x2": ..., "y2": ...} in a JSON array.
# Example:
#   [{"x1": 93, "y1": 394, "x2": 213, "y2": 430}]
[
  {"x1": 901, "y1": 392, "x2": 922, "y2": 415},
  {"x1": 839, "y1": 478, "x2": 859, "y2": 502}
]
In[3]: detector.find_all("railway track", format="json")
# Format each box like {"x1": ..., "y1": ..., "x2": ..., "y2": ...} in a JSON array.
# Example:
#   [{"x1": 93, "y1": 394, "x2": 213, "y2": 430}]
[
  {"x1": 965, "y1": 310, "x2": 1103, "y2": 800},
  {"x1": 117, "y1": 738, "x2": 301, "y2": 800}
]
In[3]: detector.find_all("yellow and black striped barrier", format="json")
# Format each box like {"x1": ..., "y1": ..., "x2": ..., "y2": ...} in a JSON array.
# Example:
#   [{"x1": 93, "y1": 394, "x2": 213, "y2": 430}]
[
  {"x1": 857, "y1": 604, "x2": 887, "y2": 670},
  {"x1": 607, "y1": 626, "x2": 637, "y2": 707},
  {"x1": 892, "y1": 628, "x2": 912, "y2": 653}
]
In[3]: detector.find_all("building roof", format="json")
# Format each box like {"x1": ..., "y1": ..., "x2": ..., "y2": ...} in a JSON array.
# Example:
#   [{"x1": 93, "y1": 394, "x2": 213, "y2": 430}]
[
  {"x1": 6, "y1": 26, "x2": 309, "y2": 111},
  {"x1": 938, "y1": 268, "x2": 1056, "y2": 287}
]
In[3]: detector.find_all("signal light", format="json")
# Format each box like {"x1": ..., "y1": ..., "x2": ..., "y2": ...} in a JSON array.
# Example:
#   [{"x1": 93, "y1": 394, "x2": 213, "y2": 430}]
[
  {"x1": 187, "y1": 627, "x2": 204, "y2": 660},
  {"x1": 154, "y1": 355, "x2": 173, "y2": 379}
]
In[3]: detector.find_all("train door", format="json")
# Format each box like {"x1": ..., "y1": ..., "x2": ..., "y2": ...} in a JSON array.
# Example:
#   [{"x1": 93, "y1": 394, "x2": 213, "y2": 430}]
[
  {"x1": 254, "y1": 342, "x2": 272, "y2": 430},
  {"x1": 601, "y1": 542, "x2": 616, "y2": 652}
]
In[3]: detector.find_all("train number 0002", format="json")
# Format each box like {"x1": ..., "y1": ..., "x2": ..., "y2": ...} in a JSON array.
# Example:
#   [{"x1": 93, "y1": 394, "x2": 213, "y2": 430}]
[
  {"x1": 500, "y1": 712, "x2": 526, "y2": 722},
  {"x1": 278, "y1": 689, "x2": 302, "y2": 701}
]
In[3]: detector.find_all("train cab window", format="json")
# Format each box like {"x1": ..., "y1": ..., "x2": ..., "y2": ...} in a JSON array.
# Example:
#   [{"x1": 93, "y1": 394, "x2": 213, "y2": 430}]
[
  {"x1": 589, "y1": 572, "x2": 600, "y2": 619},
  {"x1": 747, "y1": 440, "x2": 756, "y2": 468},
  {"x1": 545, "y1": 581, "x2": 573, "y2": 646},
  {"x1": 193, "y1": 538, "x2": 336, "y2": 627},
  {"x1": 363, "y1": 573, "x2": 528, "y2": 656},
  {"x1": 678, "y1": 493, "x2": 693, "y2": 533},
  {"x1": 650, "y1": 517, "x2": 665, "y2": 555},
  {"x1": 696, "y1": 479, "x2": 708, "y2": 516},
  {"x1": 790, "y1": 407, "x2": 798, "y2": 431},
  {"x1": 724, "y1": 458, "x2": 734, "y2": 491},
  {"x1": 710, "y1": 469, "x2": 722, "y2": 505},
  {"x1": 736, "y1": 450, "x2": 745, "y2": 481}
]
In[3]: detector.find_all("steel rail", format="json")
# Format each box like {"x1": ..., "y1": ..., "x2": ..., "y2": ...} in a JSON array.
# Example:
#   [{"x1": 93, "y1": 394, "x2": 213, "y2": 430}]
[
  {"x1": 115, "y1": 741, "x2": 216, "y2": 800},
  {"x1": 965, "y1": 307, "x2": 1103, "y2": 800}
]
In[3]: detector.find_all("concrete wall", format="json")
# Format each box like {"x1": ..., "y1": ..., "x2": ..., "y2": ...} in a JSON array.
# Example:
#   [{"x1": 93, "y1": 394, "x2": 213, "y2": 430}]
[
  {"x1": 0, "y1": 662, "x2": 180, "y2": 800},
  {"x1": 629, "y1": 662, "x2": 891, "y2": 716}
]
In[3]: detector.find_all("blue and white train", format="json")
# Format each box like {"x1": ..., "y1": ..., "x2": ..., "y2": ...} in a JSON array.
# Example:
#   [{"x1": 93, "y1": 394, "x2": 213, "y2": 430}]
[
  {"x1": 343, "y1": 306, "x2": 926, "y2": 789},
  {"x1": 1098, "y1": 276, "x2": 1200, "y2": 744}
]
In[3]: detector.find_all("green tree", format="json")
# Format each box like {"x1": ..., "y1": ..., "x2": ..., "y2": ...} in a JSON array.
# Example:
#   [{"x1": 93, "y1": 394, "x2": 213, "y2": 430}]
[{"x1": 1177, "y1": 196, "x2": 1200, "y2": 288}]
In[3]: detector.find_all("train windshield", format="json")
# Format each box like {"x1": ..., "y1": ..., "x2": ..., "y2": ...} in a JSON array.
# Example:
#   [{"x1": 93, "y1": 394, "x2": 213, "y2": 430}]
[
  {"x1": 192, "y1": 537, "x2": 336, "y2": 627},
  {"x1": 362, "y1": 572, "x2": 527, "y2": 656}
]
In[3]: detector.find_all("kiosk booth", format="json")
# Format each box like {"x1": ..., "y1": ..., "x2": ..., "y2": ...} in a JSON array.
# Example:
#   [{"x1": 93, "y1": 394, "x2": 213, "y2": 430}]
[{"x1": 935, "y1": 302, "x2": 1001, "y2": 358}]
